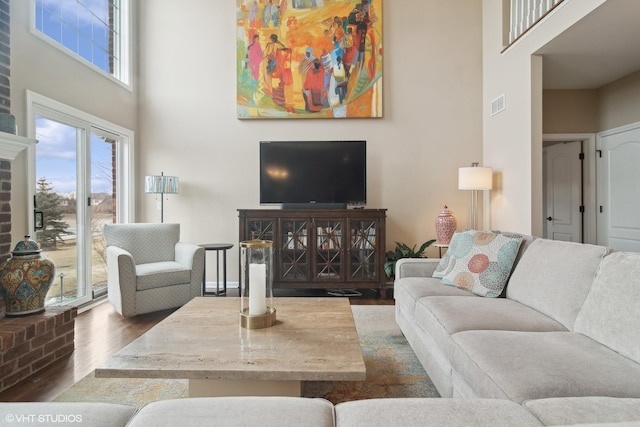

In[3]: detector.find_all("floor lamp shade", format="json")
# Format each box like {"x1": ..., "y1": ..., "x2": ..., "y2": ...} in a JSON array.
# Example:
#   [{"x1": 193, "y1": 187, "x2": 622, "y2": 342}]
[
  {"x1": 458, "y1": 164, "x2": 492, "y2": 230},
  {"x1": 144, "y1": 172, "x2": 179, "y2": 223},
  {"x1": 144, "y1": 174, "x2": 179, "y2": 194}
]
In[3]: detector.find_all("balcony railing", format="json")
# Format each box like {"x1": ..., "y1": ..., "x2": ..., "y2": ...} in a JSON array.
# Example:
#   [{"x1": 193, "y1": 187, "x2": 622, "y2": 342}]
[{"x1": 509, "y1": 0, "x2": 565, "y2": 44}]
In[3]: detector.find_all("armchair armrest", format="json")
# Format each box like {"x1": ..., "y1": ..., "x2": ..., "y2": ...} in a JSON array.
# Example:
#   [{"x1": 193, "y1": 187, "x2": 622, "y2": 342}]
[
  {"x1": 106, "y1": 246, "x2": 137, "y2": 316},
  {"x1": 395, "y1": 258, "x2": 441, "y2": 279},
  {"x1": 174, "y1": 242, "x2": 201, "y2": 268},
  {"x1": 175, "y1": 243, "x2": 205, "y2": 298}
]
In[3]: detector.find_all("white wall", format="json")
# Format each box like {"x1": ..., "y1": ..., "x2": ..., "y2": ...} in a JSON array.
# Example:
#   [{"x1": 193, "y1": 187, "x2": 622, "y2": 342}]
[
  {"x1": 9, "y1": 0, "x2": 138, "y2": 243},
  {"x1": 482, "y1": 0, "x2": 606, "y2": 236},
  {"x1": 543, "y1": 71, "x2": 640, "y2": 135},
  {"x1": 136, "y1": 0, "x2": 483, "y2": 279},
  {"x1": 598, "y1": 71, "x2": 640, "y2": 131}
]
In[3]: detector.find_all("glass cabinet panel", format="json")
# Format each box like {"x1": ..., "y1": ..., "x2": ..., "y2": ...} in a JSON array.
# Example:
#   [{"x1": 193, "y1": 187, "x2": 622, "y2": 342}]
[
  {"x1": 248, "y1": 219, "x2": 274, "y2": 241},
  {"x1": 350, "y1": 220, "x2": 377, "y2": 280},
  {"x1": 281, "y1": 220, "x2": 308, "y2": 280},
  {"x1": 315, "y1": 220, "x2": 342, "y2": 280}
]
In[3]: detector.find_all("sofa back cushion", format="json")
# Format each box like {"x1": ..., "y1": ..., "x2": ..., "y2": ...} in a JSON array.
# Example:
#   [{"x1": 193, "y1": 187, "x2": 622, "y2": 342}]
[
  {"x1": 574, "y1": 251, "x2": 640, "y2": 364},
  {"x1": 506, "y1": 239, "x2": 609, "y2": 330},
  {"x1": 104, "y1": 223, "x2": 180, "y2": 264},
  {"x1": 439, "y1": 230, "x2": 524, "y2": 297}
]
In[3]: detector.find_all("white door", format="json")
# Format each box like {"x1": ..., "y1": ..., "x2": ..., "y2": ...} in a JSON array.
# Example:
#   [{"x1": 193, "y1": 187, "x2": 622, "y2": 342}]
[
  {"x1": 543, "y1": 141, "x2": 583, "y2": 242},
  {"x1": 28, "y1": 90, "x2": 134, "y2": 309},
  {"x1": 34, "y1": 116, "x2": 120, "y2": 306},
  {"x1": 597, "y1": 125, "x2": 640, "y2": 251}
]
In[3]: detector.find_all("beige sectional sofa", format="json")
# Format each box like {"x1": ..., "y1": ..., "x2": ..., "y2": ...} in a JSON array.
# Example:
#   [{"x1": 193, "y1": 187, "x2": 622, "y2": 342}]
[
  {"x1": 3, "y1": 235, "x2": 640, "y2": 426},
  {"x1": 394, "y1": 234, "x2": 640, "y2": 423},
  {"x1": 3, "y1": 395, "x2": 640, "y2": 426}
]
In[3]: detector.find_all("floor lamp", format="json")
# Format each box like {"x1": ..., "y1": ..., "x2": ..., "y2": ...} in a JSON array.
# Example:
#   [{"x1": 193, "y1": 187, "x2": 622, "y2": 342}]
[
  {"x1": 458, "y1": 163, "x2": 492, "y2": 230},
  {"x1": 144, "y1": 172, "x2": 179, "y2": 223}
]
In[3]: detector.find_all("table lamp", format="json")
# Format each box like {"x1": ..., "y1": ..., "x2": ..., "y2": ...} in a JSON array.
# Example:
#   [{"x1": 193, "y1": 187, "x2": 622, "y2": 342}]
[{"x1": 458, "y1": 163, "x2": 492, "y2": 229}]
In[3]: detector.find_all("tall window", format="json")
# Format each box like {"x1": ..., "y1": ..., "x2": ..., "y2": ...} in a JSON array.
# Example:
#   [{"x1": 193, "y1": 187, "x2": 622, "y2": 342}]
[
  {"x1": 33, "y1": 0, "x2": 130, "y2": 85},
  {"x1": 27, "y1": 91, "x2": 134, "y2": 307}
]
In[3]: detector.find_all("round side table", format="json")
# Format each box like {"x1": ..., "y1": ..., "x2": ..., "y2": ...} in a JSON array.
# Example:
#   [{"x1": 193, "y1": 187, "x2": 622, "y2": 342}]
[
  {"x1": 433, "y1": 243, "x2": 449, "y2": 258},
  {"x1": 200, "y1": 243, "x2": 233, "y2": 296}
]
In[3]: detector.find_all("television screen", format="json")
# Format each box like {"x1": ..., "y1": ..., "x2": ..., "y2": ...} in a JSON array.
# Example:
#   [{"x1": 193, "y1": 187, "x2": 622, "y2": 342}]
[{"x1": 260, "y1": 140, "x2": 366, "y2": 207}]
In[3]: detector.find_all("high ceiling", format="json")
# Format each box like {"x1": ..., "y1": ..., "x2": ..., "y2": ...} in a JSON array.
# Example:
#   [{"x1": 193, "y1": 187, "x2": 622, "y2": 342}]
[{"x1": 537, "y1": 0, "x2": 640, "y2": 89}]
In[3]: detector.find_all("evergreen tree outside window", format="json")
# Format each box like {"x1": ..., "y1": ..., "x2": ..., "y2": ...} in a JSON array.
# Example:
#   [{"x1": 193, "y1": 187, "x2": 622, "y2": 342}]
[
  {"x1": 35, "y1": 177, "x2": 71, "y2": 248},
  {"x1": 32, "y1": 0, "x2": 130, "y2": 85}
]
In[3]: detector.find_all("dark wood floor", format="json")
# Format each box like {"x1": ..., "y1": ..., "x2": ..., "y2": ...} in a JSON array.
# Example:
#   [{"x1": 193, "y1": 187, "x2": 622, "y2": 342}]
[{"x1": 0, "y1": 289, "x2": 392, "y2": 402}]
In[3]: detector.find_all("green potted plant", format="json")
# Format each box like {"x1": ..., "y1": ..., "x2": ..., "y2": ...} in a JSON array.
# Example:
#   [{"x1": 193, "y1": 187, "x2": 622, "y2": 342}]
[{"x1": 384, "y1": 240, "x2": 436, "y2": 279}]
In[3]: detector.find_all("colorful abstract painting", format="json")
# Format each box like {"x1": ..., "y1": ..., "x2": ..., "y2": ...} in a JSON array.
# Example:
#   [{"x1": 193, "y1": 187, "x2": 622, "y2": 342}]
[{"x1": 236, "y1": 0, "x2": 383, "y2": 119}]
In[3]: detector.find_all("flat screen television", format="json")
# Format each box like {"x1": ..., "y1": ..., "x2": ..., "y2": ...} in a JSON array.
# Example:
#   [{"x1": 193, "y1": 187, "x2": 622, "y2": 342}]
[{"x1": 260, "y1": 140, "x2": 366, "y2": 208}]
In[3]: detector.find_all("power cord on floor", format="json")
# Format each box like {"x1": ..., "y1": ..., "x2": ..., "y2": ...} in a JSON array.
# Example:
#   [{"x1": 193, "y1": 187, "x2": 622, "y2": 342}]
[{"x1": 326, "y1": 289, "x2": 363, "y2": 297}]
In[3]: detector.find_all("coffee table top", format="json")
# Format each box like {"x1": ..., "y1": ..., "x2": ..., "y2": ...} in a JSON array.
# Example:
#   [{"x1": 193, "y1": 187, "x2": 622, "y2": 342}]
[{"x1": 95, "y1": 297, "x2": 366, "y2": 382}]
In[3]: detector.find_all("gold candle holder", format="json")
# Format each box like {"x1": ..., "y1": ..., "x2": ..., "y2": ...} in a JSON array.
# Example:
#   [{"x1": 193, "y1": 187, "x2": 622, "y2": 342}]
[{"x1": 240, "y1": 240, "x2": 276, "y2": 329}]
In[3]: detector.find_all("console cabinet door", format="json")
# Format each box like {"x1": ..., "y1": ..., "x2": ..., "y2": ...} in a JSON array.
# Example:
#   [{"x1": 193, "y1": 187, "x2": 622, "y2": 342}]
[
  {"x1": 313, "y1": 219, "x2": 345, "y2": 282},
  {"x1": 348, "y1": 219, "x2": 379, "y2": 282},
  {"x1": 279, "y1": 218, "x2": 310, "y2": 282}
]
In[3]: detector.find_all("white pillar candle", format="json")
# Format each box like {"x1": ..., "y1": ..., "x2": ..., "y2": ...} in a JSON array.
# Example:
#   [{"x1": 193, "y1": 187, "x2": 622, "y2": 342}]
[{"x1": 249, "y1": 263, "x2": 267, "y2": 316}]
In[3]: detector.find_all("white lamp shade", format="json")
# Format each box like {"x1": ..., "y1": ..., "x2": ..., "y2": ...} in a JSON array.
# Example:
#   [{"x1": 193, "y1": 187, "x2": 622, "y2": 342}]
[{"x1": 458, "y1": 166, "x2": 493, "y2": 190}]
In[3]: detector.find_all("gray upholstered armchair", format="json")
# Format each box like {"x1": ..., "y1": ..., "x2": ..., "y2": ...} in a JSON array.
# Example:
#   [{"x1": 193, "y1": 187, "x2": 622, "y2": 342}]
[{"x1": 103, "y1": 223, "x2": 205, "y2": 318}]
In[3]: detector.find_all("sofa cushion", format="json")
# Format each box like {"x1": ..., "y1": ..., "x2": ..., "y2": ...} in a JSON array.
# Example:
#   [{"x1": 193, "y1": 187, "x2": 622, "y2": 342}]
[
  {"x1": 127, "y1": 397, "x2": 335, "y2": 427},
  {"x1": 415, "y1": 296, "x2": 567, "y2": 359},
  {"x1": 523, "y1": 397, "x2": 640, "y2": 426},
  {"x1": 451, "y1": 330, "x2": 640, "y2": 403},
  {"x1": 574, "y1": 251, "x2": 640, "y2": 364},
  {"x1": 135, "y1": 261, "x2": 192, "y2": 291},
  {"x1": 394, "y1": 277, "x2": 475, "y2": 319},
  {"x1": 335, "y1": 397, "x2": 542, "y2": 427},
  {"x1": 440, "y1": 230, "x2": 523, "y2": 297},
  {"x1": 419, "y1": 297, "x2": 567, "y2": 334},
  {"x1": 0, "y1": 402, "x2": 136, "y2": 427},
  {"x1": 506, "y1": 239, "x2": 609, "y2": 330}
]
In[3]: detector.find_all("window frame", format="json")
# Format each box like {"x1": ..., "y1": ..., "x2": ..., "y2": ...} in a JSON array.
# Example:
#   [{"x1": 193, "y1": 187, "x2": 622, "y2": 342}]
[
  {"x1": 25, "y1": 90, "x2": 136, "y2": 233},
  {"x1": 29, "y1": 0, "x2": 132, "y2": 89}
]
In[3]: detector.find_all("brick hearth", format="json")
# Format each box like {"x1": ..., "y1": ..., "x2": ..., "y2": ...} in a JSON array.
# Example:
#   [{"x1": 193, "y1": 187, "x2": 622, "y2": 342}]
[
  {"x1": 0, "y1": 306, "x2": 77, "y2": 392},
  {"x1": 0, "y1": 3, "x2": 75, "y2": 393}
]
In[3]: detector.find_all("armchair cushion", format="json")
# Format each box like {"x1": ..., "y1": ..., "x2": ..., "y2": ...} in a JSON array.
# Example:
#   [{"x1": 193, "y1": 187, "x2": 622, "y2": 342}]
[{"x1": 136, "y1": 261, "x2": 192, "y2": 291}]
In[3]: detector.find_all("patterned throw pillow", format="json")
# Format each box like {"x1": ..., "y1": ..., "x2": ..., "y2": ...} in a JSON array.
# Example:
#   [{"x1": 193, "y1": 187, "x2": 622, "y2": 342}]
[
  {"x1": 440, "y1": 230, "x2": 524, "y2": 297},
  {"x1": 432, "y1": 229, "x2": 473, "y2": 279}
]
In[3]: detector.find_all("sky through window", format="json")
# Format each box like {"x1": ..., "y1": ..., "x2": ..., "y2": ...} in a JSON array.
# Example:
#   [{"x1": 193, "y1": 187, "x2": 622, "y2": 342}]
[{"x1": 34, "y1": 0, "x2": 125, "y2": 82}]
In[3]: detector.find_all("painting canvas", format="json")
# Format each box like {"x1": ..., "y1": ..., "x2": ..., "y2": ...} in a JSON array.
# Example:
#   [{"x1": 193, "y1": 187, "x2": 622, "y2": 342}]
[{"x1": 236, "y1": 0, "x2": 383, "y2": 119}]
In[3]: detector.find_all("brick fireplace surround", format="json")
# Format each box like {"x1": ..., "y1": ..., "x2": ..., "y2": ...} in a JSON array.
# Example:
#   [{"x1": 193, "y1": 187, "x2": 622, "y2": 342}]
[
  {"x1": 0, "y1": 306, "x2": 77, "y2": 392},
  {"x1": 0, "y1": 1, "x2": 77, "y2": 393},
  {"x1": 0, "y1": 134, "x2": 78, "y2": 394}
]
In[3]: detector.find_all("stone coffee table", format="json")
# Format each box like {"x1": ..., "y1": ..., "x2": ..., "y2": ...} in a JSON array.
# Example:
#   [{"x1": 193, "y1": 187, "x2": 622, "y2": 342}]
[{"x1": 95, "y1": 297, "x2": 366, "y2": 397}]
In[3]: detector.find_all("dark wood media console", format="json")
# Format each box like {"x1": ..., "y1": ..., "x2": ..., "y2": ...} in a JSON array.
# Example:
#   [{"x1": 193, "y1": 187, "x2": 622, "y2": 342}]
[{"x1": 238, "y1": 209, "x2": 387, "y2": 293}]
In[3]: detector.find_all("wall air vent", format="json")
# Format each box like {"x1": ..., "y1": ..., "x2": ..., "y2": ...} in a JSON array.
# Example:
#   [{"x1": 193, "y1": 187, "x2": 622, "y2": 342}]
[{"x1": 491, "y1": 94, "x2": 506, "y2": 116}]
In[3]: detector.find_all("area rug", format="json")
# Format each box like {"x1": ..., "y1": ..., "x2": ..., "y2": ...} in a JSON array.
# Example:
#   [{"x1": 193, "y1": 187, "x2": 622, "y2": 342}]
[{"x1": 54, "y1": 305, "x2": 439, "y2": 407}]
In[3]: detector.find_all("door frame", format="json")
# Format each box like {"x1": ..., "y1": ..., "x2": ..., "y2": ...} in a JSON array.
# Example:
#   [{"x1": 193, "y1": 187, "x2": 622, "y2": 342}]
[
  {"x1": 26, "y1": 91, "x2": 136, "y2": 231},
  {"x1": 25, "y1": 91, "x2": 135, "y2": 307},
  {"x1": 542, "y1": 133, "x2": 597, "y2": 244}
]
